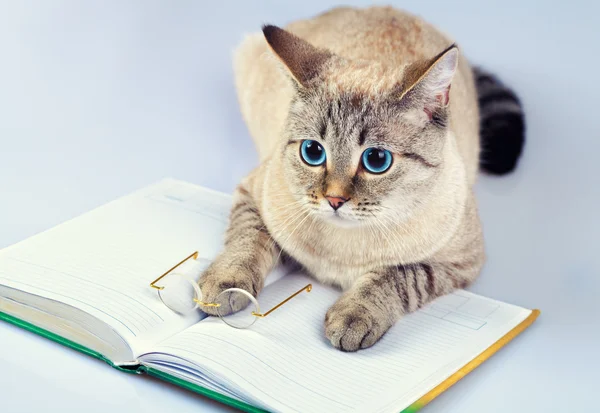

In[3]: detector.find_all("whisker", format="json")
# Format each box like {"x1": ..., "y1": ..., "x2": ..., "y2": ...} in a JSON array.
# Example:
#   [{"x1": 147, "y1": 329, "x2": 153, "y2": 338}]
[
  {"x1": 272, "y1": 210, "x2": 313, "y2": 265},
  {"x1": 264, "y1": 207, "x2": 312, "y2": 253},
  {"x1": 370, "y1": 212, "x2": 397, "y2": 253},
  {"x1": 378, "y1": 212, "x2": 408, "y2": 251},
  {"x1": 249, "y1": 198, "x2": 312, "y2": 251}
]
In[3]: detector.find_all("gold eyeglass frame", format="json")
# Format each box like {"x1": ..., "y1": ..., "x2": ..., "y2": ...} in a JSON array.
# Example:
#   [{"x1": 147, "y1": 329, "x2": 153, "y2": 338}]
[{"x1": 150, "y1": 251, "x2": 312, "y2": 318}]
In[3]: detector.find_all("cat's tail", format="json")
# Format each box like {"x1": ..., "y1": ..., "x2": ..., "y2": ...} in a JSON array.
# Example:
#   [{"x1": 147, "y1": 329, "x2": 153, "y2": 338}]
[{"x1": 473, "y1": 68, "x2": 525, "y2": 175}]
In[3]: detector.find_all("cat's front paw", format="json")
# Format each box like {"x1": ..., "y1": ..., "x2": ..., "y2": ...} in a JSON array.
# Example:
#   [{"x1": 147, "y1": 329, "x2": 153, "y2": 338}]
[
  {"x1": 325, "y1": 297, "x2": 390, "y2": 352},
  {"x1": 198, "y1": 259, "x2": 260, "y2": 316}
]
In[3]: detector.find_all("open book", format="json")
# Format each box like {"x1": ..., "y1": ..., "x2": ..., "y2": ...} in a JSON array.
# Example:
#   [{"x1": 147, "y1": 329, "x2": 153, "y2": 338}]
[{"x1": 0, "y1": 179, "x2": 539, "y2": 413}]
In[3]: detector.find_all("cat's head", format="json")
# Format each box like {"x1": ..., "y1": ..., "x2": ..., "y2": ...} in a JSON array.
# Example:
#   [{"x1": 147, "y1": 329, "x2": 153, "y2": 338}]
[{"x1": 263, "y1": 25, "x2": 461, "y2": 227}]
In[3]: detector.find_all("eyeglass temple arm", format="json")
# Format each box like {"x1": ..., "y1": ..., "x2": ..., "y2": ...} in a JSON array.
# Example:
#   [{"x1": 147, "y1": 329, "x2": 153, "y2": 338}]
[
  {"x1": 150, "y1": 251, "x2": 199, "y2": 290},
  {"x1": 251, "y1": 284, "x2": 312, "y2": 318}
]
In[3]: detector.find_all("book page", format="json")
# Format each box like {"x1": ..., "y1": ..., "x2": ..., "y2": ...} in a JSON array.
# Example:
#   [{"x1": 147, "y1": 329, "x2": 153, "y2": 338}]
[
  {"x1": 0, "y1": 179, "x2": 238, "y2": 357},
  {"x1": 144, "y1": 272, "x2": 531, "y2": 413}
]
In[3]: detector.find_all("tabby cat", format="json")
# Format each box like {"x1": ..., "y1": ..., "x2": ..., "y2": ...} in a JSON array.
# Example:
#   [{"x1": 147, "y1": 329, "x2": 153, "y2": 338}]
[{"x1": 199, "y1": 6, "x2": 525, "y2": 351}]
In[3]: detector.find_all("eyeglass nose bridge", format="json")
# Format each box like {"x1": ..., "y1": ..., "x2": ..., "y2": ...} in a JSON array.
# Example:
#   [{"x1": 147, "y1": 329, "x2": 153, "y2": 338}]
[{"x1": 193, "y1": 298, "x2": 221, "y2": 308}]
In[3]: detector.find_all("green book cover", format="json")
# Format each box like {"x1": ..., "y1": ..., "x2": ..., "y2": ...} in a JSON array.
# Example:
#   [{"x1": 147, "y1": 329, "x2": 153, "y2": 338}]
[{"x1": 0, "y1": 310, "x2": 265, "y2": 413}]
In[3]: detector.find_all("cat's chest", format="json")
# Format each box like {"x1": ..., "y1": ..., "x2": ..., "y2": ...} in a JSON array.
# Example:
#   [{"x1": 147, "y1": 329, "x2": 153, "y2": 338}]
[
  {"x1": 272, "y1": 224, "x2": 396, "y2": 290},
  {"x1": 293, "y1": 250, "x2": 368, "y2": 290}
]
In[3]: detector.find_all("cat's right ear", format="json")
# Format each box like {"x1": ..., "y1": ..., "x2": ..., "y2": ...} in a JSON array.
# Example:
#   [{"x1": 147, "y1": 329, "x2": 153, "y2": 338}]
[
  {"x1": 262, "y1": 25, "x2": 332, "y2": 88},
  {"x1": 398, "y1": 45, "x2": 458, "y2": 119}
]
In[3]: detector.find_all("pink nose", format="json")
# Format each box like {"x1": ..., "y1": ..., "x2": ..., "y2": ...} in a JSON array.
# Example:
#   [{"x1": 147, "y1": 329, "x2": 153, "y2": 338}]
[{"x1": 325, "y1": 196, "x2": 348, "y2": 211}]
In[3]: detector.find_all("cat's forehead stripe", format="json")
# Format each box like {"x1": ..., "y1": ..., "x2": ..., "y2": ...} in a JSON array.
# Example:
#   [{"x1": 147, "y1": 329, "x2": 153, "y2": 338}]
[{"x1": 358, "y1": 127, "x2": 368, "y2": 146}]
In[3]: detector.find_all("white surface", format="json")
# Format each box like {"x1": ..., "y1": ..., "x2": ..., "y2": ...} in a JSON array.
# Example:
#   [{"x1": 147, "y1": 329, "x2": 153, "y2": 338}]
[{"x1": 0, "y1": 1, "x2": 598, "y2": 412}]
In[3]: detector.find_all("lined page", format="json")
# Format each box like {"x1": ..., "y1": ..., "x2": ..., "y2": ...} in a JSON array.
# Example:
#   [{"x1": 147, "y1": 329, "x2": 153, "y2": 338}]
[
  {"x1": 146, "y1": 273, "x2": 531, "y2": 413},
  {"x1": 0, "y1": 179, "x2": 233, "y2": 355}
]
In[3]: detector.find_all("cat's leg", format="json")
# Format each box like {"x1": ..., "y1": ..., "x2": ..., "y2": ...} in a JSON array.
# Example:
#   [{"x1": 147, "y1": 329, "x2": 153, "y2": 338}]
[
  {"x1": 325, "y1": 197, "x2": 485, "y2": 351},
  {"x1": 325, "y1": 256, "x2": 483, "y2": 351},
  {"x1": 199, "y1": 181, "x2": 277, "y2": 316}
]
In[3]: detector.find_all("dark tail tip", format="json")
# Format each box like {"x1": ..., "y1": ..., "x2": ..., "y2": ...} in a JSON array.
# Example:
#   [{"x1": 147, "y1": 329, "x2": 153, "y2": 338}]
[{"x1": 474, "y1": 67, "x2": 525, "y2": 175}]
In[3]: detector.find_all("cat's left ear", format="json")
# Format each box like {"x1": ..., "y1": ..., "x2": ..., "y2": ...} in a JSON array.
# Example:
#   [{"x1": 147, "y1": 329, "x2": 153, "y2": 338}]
[
  {"x1": 399, "y1": 45, "x2": 459, "y2": 118},
  {"x1": 262, "y1": 24, "x2": 332, "y2": 88}
]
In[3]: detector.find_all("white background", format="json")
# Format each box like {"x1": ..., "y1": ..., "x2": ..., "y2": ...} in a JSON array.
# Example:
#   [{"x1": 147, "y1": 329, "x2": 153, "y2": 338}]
[{"x1": 0, "y1": 1, "x2": 598, "y2": 412}]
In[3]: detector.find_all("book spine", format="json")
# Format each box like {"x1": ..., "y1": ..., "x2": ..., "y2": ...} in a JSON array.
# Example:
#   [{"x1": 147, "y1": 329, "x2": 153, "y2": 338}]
[{"x1": 0, "y1": 310, "x2": 143, "y2": 374}]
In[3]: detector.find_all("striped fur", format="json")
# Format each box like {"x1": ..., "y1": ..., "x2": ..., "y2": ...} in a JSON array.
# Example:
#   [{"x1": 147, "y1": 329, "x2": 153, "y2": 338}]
[
  {"x1": 199, "y1": 6, "x2": 517, "y2": 351},
  {"x1": 474, "y1": 67, "x2": 525, "y2": 174},
  {"x1": 198, "y1": 180, "x2": 279, "y2": 315},
  {"x1": 325, "y1": 193, "x2": 484, "y2": 350},
  {"x1": 326, "y1": 262, "x2": 467, "y2": 350}
]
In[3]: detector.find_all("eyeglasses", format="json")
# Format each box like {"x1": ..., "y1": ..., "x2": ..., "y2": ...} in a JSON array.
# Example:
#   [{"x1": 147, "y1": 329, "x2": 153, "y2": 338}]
[{"x1": 149, "y1": 251, "x2": 312, "y2": 329}]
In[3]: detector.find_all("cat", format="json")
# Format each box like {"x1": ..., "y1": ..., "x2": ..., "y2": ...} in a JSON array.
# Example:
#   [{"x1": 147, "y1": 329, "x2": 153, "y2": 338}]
[{"x1": 199, "y1": 6, "x2": 525, "y2": 351}]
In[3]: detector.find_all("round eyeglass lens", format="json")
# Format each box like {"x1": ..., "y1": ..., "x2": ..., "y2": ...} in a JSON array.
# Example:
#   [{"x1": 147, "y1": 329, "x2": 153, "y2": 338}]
[
  {"x1": 215, "y1": 288, "x2": 260, "y2": 329},
  {"x1": 158, "y1": 273, "x2": 201, "y2": 314}
]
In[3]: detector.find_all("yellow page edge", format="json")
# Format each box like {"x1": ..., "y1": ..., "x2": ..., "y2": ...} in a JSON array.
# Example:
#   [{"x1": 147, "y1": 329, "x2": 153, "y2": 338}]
[{"x1": 400, "y1": 308, "x2": 541, "y2": 413}]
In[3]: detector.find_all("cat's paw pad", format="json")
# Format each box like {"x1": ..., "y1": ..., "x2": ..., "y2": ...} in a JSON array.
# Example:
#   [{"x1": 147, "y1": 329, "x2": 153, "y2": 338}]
[
  {"x1": 325, "y1": 301, "x2": 386, "y2": 351},
  {"x1": 198, "y1": 262, "x2": 258, "y2": 316}
]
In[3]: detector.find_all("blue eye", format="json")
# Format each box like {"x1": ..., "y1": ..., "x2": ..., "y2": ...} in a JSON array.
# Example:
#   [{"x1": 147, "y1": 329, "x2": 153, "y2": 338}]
[
  {"x1": 362, "y1": 148, "x2": 393, "y2": 174},
  {"x1": 300, "y1": 140, "x2": 326, "y2": 166}
]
